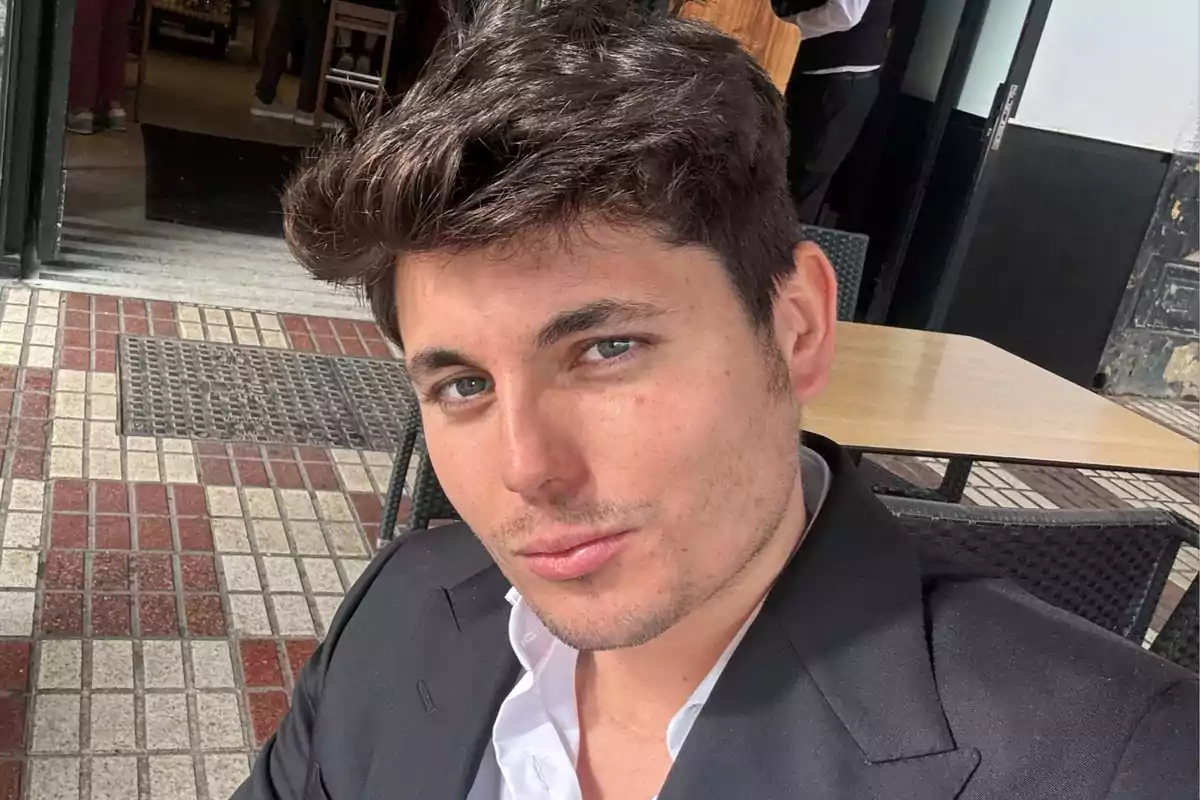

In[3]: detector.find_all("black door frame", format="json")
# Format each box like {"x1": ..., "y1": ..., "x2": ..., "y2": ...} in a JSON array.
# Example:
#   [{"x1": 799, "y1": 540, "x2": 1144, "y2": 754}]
[
  {"x1": 0, "y1": 0, "x2": 74, "y2": 278},
  {"x1": 34, "y1": 0, "x2": 76, "y2": 268},
  {"x1": 863, "y1": 0, "x2": 992, "y2": 324},
  {"x1": 865, "y1": 0, "x2": 1056, "y2": 327},
  {"x1": 924, "y1": 0, "x2": 1054, "y2": 330}
]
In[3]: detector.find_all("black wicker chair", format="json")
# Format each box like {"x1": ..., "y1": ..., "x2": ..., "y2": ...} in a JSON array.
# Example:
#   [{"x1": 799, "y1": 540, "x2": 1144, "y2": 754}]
[
  {"x1": 880, "y1": 497, "x2": 1199, "y2": 671},
  {"x1": 406, "y1": 434, "x2": 462, "y2": 531},
  {"x1": 378, "y1": 373, "x2": 462, "y2": 542},
  {"x1": 800, "y1": 224, "x2": 866, "y2": 322},
  {"x1": 1150, "y1": 578, "x2": 1198, "y2": 671}
]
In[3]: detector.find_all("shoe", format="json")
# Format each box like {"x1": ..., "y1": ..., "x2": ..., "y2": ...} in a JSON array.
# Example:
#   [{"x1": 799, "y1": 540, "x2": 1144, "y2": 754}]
[
  {"x1": 66, "y1": 110, "x2": 96, "y2": 135},
  {"x1": 251, "y1": 95, "x2": 293, "y2": 120},
  {"x1": 336, "y1": 52, "x2": 354, "y2": 71},
  {"x1": 355, "y1": 54, "x2": 372, "y2": 75},
  {"x1": 102, "y1": 107, "x2": 127, "y2": 132}
]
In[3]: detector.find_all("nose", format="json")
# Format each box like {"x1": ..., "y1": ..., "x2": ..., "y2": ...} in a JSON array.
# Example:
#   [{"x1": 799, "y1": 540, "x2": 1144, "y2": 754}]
[{"x1": 497, "y1": 389, "x2": 587, "y2": 505}]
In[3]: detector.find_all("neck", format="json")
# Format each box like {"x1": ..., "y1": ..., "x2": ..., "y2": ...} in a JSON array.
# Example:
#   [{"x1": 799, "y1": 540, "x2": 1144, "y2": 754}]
[{"x1": 577, "y1": 479, "x2": 809, "y2": 733}]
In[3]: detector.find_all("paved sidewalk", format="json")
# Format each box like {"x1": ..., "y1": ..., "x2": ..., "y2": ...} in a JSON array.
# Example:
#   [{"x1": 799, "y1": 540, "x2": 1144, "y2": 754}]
[
  {"x1": 0, "y1": 283, "x2": 1194, "y2": 800},
  {"x1": 0, "y1": 287, "x2": 398, "y2": 800}
]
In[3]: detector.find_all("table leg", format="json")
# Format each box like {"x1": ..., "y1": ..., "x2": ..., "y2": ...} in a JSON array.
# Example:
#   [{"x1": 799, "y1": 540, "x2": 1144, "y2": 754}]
[{"x1": 937, "y1": 457, "x2": 973, "y2": 503}]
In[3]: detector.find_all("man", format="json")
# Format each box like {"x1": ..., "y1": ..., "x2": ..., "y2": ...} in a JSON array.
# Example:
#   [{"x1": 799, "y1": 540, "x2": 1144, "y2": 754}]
[
  {"x1": 777, "y1": 0, "x2": 893, "y2": 223},
  {"x1": 251, "y1": 0, "x2": 329, "y2": 126},
  {"x1": 235, "y1": 1, "x2": 1198, "y2": 798}
]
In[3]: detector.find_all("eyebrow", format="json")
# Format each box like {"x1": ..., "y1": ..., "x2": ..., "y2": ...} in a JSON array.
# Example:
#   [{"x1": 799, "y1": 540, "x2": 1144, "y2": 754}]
[
  {"x1": 405, "y1": 299, "x2": 667, "y2": 383},
  {"x1": 533, "y1": 299, "x2": 666, "y2": 351},
  {"x1": 405, "y1": 347, "x2": 485, "y2": 383}
]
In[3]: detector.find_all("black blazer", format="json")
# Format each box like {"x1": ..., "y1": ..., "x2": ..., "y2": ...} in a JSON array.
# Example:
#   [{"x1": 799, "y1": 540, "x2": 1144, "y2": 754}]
[{"x1": 235, "y1": 437, "x2": 1198, "y2": 799}]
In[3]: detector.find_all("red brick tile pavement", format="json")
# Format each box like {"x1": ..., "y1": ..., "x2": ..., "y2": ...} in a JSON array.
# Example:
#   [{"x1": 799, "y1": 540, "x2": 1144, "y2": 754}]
[
  {"x1": 185, "y1": 595, "x2": 227, "y2": 637},
  {"x1": 92, "y1": 594, "x2": 132, "y2": 635},
  {"x1": 240, "y1": 640, "x2": 285, "y2": 688},
  {"x1": 0, "y1": 759, "x2": 20, "y2": 800},
  {"x1": 0, "y1": 694, "x2": 26, "y2": 752},
  {"x1": 1004, "y1": 464, "x2": 1131, "y2": 510},
  {"x1": 40, "y1": 593, "x2": 84, "y2": 635},
  {"x1": 134, "y1": 553, "x2": 175, "y2": 592},
  {"x1": 1159, "y1": 474, "x2": 1198, "y2": 502},
  {"x1": 284, "y1": 640, "x2": 319, "y2": 684},
  {"x1": 248, "y1": 691, "x2": 291, "y2": 746},
  {"x1": 138, "y1": 595, "x2": 180, "y2": 637},
  {"x1": 0, "y1": 644, "x2": 30, "y2": 692},
  {"x1": 45, "y1": 551, "x2": 84, "y2": 590}
]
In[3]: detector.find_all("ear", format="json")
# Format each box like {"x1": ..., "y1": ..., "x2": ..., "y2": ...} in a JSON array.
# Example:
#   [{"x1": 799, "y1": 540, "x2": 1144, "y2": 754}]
[{"x1": 771, "y1": 241, "x2": 838, "y2": 404}]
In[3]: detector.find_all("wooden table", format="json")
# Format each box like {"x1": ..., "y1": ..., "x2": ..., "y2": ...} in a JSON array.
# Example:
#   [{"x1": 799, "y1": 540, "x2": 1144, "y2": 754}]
[{"x1": 807, "y1": 324, "x2": 1198, "y2": 489}]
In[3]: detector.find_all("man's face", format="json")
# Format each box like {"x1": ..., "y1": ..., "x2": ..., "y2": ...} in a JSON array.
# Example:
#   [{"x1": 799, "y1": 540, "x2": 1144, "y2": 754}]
[{"x1": 396, "y1": 225, "x2": 834, "y2": 650}]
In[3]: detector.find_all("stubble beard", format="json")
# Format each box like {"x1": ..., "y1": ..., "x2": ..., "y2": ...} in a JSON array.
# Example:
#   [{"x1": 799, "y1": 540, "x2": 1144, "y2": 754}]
[{"x1": 528, "y1": 478, "x2": 794, "y2": 653}]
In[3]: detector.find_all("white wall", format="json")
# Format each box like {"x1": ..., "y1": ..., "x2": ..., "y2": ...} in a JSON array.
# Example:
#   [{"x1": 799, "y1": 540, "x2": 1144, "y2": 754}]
[
  {"x1": 1014, "y1": 0, "x2": 1200, "y2": 153},
  {"x1": 901, "y1": 0, "x2": 1032, "y2": 117}
]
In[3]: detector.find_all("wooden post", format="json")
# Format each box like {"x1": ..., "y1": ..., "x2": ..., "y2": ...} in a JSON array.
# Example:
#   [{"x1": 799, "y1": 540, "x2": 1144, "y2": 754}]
[
  {"x1": 677, "y1": 0, "x2": 800, "y2": 93},
  {"x1": 134, "y1": 0, "x2": 154, "y2": 122}
]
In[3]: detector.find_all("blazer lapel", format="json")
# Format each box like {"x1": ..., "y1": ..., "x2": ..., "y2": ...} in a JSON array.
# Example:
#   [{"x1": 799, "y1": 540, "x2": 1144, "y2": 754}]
[
  {"x1": 661, "y1": 437, "x2": 979, "y2": 800},
  {"x1": 362, "y1": 561, "x2": 520, "y2": 800}
]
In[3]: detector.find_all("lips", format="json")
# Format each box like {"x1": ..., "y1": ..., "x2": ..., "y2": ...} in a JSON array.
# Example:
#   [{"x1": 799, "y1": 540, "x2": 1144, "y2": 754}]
[{"x1": 516, "y1": 529, "x2": 631, "y2": 581}]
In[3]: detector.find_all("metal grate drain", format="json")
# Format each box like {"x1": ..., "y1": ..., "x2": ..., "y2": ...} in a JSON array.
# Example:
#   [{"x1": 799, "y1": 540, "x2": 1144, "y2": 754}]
[{"x1": 118, "y1": 336, "x2": 415, "y2": 450}]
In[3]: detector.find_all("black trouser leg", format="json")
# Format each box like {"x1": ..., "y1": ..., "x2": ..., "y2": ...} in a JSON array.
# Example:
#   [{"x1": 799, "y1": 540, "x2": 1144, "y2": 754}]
[
  {"x1": 255, "y1": 2, "x2": 300, "y2": 103},
  {"x1": 294, "y1": 0, "x2": 329, "y2": 113},
  {"x1": 785, "y1": 71, "x2": 880, "y2": 225}
]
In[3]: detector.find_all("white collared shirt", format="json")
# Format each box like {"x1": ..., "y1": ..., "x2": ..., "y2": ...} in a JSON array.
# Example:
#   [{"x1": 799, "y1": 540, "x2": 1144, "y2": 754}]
[
  {"x1": 786, "y1": 0, "x2": 882, "y2": 74},
  {"x1": 788, "y1": 0, "x2": 871, "y2": 39},
  {"x1": 467, "y1": 448, "x2": 831, "y2": 800}
]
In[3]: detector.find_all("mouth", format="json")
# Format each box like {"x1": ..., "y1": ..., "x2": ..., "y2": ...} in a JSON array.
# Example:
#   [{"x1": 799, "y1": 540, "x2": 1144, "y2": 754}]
[{"x1": 516, "y1": 529, "x2": 632, "y2": 581}]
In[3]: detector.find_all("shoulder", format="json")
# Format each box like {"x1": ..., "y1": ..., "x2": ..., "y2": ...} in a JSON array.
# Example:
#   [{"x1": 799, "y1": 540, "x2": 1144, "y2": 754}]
[
  {"x1": 340, "y1": 522, "x2": 495, "y2": 616},
  {"x1": 923, "y1": 572, "x2": 1197, "y2": 791},
  {"x1": 372, "y1": 522, "x2": 495, "y2": 585},
  {"x1": 924, "y1": 573, "x2": 1193, "y2": 692},
  {"x1": 317, "y1": 523, "x2": 498, "y2": 659}
]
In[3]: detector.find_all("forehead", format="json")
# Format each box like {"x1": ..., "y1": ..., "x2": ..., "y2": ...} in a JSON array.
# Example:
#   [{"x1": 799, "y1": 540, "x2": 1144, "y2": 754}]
[{"x1": 393, "y1": 226, "x2": 731, "y2": 347}]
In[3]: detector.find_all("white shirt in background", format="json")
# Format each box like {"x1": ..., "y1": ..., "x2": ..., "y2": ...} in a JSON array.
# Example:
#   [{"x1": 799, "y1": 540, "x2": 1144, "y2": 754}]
[{"x1": 787, "y1": 0, "x2": 881, "y2": 74}]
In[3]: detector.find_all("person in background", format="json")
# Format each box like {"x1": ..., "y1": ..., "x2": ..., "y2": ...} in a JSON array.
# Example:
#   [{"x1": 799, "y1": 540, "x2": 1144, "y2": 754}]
[
  {"x1": 67, "y1": 0, "x2": 137, "y2": 135},
  {"x1": 252, "y1": 0, "x2": 330, "y2": 126},
  {"x1": 779, "y1": 0, "x2": 894, "y2": 224}
]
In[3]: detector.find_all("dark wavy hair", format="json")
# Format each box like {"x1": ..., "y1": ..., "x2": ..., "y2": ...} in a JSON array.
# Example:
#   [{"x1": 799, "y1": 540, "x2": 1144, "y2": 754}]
[{"x1": 282, "y1": 0, "x2": 801, "y2": 345}]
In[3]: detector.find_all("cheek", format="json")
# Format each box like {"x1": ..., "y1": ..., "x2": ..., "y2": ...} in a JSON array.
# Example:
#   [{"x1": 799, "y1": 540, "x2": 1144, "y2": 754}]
[
  {"x1": 579, "y1": 379, "x2": 738, "y2": 501},
  {"x1": 419, "y1": 421, "x2": 497, "y2": 519}
]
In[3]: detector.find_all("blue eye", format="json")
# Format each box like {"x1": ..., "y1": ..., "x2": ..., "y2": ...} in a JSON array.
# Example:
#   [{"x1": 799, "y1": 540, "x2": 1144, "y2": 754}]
[
  {"x1": 582, "y1": 339, "x2": 635, "y2": 362},
  {"x1": 438, "y1": 376, "x2": 491, "y2": 403}
]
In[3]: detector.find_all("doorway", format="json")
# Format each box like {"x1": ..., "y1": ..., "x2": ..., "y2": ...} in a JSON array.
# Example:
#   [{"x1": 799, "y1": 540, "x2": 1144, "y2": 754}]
[{"x1": 19, "y1": 0, "x2": 369, "y2": 316}]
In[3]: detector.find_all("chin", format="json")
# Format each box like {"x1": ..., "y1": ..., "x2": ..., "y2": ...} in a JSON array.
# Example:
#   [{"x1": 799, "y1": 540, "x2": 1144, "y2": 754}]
[{"x1": 527, "y1": 590, "x2": 681, "y2": 652}]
